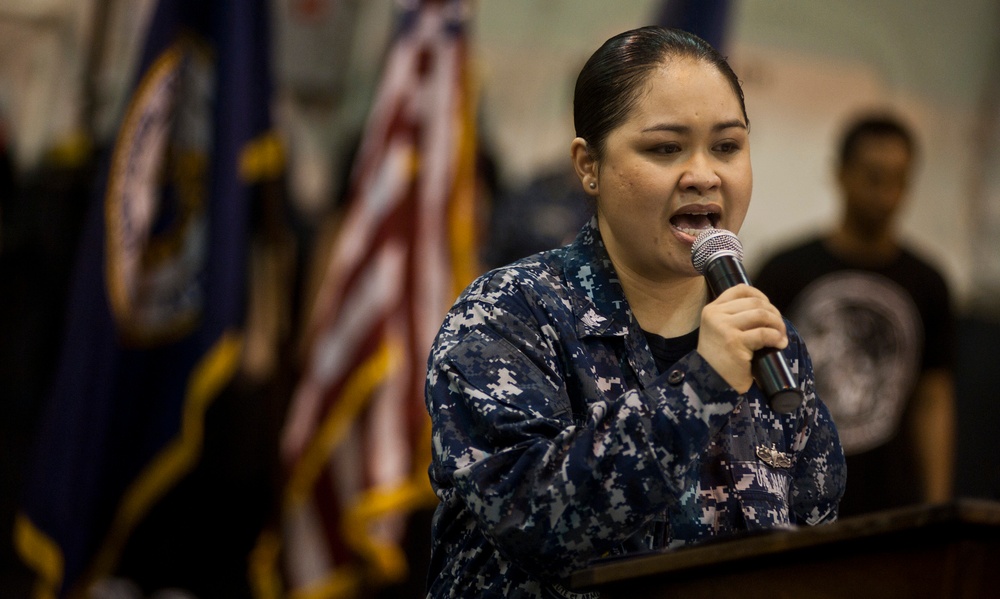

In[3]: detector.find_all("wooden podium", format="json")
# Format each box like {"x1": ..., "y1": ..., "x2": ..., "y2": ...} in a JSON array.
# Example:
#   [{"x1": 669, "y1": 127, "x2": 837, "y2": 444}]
[{"x1": 569, "y1": 500, "x2": 1000, "y2": 599}]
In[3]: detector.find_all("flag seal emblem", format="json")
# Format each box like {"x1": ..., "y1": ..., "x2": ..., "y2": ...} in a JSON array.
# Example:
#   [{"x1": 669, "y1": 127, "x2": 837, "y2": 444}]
[{"x1": 104, "y1": 40, "x2": 214, "y2": 345}]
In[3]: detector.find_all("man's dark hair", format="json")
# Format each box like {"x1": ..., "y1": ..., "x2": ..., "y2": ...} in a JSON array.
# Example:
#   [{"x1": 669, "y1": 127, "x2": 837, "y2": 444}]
[{"x1": 838, "y1": 114, "x2": 917, "y2": 168}]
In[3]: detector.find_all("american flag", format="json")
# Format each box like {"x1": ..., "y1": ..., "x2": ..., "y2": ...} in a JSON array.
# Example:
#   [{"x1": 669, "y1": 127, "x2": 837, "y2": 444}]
[{"x1": 256, "y1": 0, "x2": 478, "y2": 596}]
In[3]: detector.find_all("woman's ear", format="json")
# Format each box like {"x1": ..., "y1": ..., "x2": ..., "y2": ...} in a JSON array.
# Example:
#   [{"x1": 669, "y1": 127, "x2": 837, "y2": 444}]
[{"x1": 571, "y1": 137, "x2": 600, "y2": 197}]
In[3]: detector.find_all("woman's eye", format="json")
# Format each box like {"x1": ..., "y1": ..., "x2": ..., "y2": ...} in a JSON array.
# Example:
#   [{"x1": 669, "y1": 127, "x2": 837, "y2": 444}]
[
  {"x1": 653, "y1": 143, "x2": 681, "y2": 154},
  {"x1": 715, "y1": 141, "x2": 740, "y2": 154}
]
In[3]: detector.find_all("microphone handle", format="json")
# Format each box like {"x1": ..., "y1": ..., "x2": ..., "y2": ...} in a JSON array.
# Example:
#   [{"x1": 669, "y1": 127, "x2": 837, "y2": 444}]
[{"x1": 703, "y1": 256, "x2": 803, "y2": 413}]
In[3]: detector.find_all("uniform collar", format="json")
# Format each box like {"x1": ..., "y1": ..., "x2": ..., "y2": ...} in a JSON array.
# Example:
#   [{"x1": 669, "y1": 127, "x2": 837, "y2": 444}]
[{"x1": 561, "y1": 218, "x2": 633, "y2": 339}]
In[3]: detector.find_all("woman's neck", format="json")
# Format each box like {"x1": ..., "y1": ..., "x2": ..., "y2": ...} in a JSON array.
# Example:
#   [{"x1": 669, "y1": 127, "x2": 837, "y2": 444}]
[{"x1": 614, "y1": 266, "x2": 708, "y2": 338}]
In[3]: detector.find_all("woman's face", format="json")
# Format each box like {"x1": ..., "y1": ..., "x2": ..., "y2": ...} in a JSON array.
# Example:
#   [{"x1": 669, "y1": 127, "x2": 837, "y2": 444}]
[{"x1": 589, "y1": 56, "x2": 752, "y2": 281}]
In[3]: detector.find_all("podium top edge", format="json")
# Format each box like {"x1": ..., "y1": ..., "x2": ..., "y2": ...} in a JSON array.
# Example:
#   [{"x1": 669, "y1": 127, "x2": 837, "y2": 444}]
[{"x1": 570, "y1": 499, "x2": 1000, "y2": 590}]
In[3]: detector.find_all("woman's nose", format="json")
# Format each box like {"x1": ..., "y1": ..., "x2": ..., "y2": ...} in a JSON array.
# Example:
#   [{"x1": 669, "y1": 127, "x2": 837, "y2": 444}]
[{"x1": 679, "y1": 152, "x2": 721, "y2": 193}]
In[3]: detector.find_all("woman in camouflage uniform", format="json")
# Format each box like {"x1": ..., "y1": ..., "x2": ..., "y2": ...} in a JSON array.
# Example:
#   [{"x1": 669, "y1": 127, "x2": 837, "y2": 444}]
[{"x1": 424, "y1": 26, "x2": 846, "y2": 599}]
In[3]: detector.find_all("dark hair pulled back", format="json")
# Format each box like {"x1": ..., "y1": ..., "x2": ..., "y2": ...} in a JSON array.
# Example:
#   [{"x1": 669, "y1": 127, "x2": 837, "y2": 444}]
[{"x1": 573, "y1": 26, "x2": 747, "y2": 161}]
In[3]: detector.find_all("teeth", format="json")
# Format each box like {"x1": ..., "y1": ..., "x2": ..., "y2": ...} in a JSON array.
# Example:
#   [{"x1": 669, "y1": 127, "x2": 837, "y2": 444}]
[
  {"x1": 671, "y1": 210, "x2": 718, "y2": 236},
  {"x1": 677, "y1": 225, "x2": 715, "y2": 235}
]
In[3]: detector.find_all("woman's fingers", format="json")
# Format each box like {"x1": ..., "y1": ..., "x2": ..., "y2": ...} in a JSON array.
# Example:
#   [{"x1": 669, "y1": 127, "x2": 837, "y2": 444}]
[{"x1": 697, "y1": 284, "x2": 788, "y2": 392}]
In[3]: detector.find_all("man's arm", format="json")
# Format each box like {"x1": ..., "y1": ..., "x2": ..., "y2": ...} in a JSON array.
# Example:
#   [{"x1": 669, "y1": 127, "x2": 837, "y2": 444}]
[{"x1": 909, "y1": 368, "x2": 955, "y2": 503}]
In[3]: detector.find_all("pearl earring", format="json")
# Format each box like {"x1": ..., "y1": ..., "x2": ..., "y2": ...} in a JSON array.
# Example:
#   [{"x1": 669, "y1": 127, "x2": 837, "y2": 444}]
[{"x1": 589, "y1": 182, "x2": 597, "y2": 189}]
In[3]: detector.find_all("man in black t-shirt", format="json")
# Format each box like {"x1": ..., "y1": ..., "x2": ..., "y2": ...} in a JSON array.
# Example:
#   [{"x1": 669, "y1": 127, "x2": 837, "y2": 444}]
[{"x1": 755, "y1": 113, "x2": 955, "y2": 517}]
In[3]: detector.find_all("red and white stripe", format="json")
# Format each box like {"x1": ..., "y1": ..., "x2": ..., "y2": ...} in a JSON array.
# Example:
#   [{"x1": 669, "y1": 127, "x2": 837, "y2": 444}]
[{"x1": 278, "y1": 0, "x2": 475, "y2": 594}]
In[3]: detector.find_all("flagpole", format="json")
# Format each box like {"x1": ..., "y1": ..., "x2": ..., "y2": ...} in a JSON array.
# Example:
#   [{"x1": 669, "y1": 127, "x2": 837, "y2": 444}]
[{"x1": 81, "y1": 0, "x2": 114, "y2": 145}]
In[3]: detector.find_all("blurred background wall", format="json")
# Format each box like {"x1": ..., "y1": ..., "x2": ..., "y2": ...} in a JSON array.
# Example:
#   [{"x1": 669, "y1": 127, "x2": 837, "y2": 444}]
[
  {"x1": 1, "y1": 0, "x2": 998, "y2": 596},
  {"x1": 2, "y1": 0, "x2": 998, "y2": 309}
]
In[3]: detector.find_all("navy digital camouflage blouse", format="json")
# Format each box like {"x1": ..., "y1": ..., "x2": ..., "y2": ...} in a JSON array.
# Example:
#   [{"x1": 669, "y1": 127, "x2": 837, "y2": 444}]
[{"x1": 425, "y1": 219, "x2": 846, "y2": 599}]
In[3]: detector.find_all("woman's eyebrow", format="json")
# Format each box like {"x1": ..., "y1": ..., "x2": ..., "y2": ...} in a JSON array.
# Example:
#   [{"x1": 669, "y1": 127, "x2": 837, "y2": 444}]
[{"x1": 641, "y1": 119, "x2": 746, "y2": 134}]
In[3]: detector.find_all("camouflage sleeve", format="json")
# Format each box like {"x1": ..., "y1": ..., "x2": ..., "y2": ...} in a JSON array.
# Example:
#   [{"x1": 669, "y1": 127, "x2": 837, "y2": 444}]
[
  {"x1": 426, "y1": 283, "x2": 741, "y2": 579},
  {"x1": 786, "y1": 324, "x2": 847, "y2": 525}
]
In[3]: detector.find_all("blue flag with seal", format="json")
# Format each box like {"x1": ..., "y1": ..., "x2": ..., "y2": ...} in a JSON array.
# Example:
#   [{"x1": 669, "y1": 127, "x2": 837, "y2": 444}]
[{"x1": 13, "y1": 0, "x2": 281, "y2": 596}]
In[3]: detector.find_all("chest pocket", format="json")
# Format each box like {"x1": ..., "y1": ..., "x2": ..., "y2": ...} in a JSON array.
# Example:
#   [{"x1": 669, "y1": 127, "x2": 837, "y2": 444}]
[{"x1": 726, "y1": 460, "x2": 792, "y2": 530}]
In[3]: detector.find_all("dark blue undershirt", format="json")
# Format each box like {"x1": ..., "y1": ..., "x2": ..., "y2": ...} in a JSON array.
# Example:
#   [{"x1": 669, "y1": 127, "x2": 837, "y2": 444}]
[{"x1": 642, "y1": 328, "x2": 700, "y2": 374}]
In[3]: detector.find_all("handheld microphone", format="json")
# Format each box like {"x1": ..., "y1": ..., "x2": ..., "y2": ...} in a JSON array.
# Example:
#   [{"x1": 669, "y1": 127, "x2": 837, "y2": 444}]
[{"x1": 691, "y1": 229, "x2": 803, "y2": 413}]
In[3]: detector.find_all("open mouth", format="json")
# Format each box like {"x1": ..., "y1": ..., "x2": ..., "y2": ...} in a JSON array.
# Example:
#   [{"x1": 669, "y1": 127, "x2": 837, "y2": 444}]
[{"x1": 669, "y1": 210, "x2": 720, "y2": 236}]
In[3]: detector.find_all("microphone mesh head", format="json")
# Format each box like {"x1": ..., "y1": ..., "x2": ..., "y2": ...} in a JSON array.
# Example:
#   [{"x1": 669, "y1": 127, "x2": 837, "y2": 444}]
[{"x1": 691, "y1": 229, "x2": 743, "y2": 274}]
